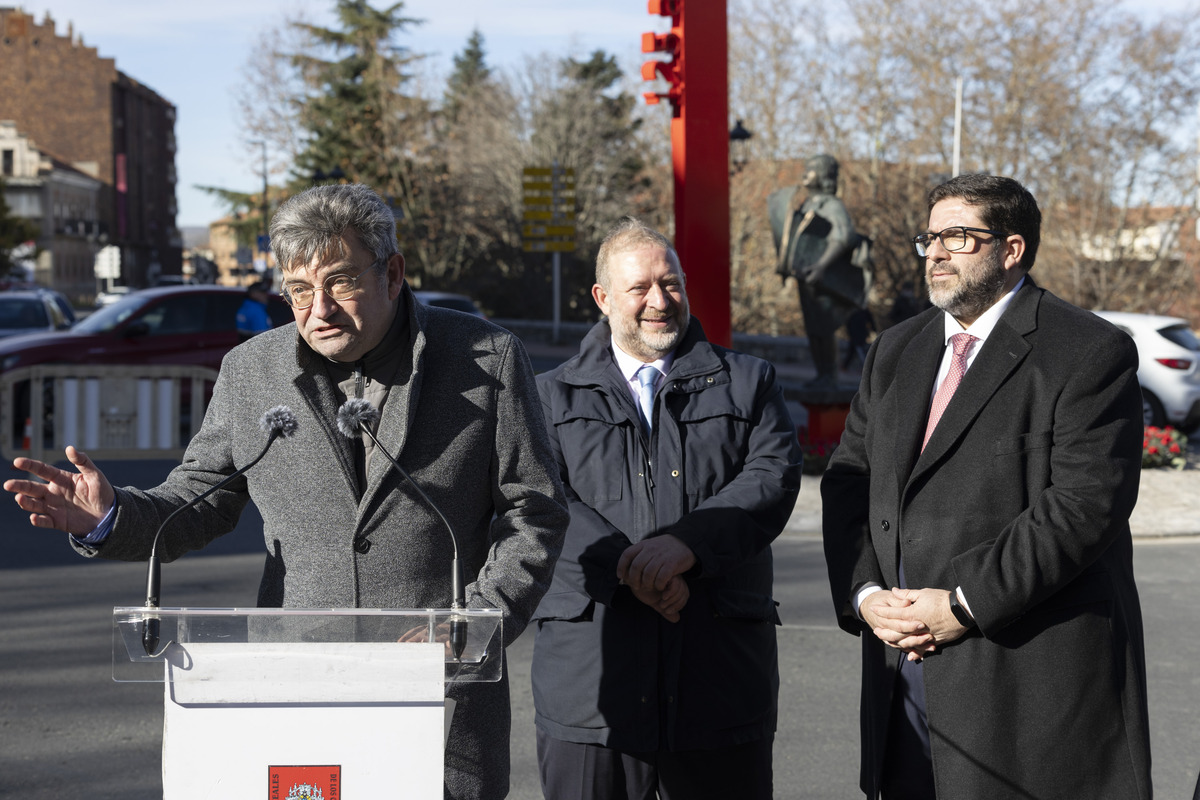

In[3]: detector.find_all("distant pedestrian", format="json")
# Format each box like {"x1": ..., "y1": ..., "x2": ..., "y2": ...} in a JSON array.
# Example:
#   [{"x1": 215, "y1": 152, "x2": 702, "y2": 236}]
[{"x1": 236, "y1": 280, "x2": 273, "y2": 340}]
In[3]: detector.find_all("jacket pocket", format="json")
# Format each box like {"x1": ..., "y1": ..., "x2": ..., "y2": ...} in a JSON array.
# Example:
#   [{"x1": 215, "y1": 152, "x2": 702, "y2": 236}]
[
  {"x1": 993, "y1": 430, "x2": 1052, "y2": 456},
  {"x1": 533, "y1": 590, "x2": 594, "y2": 623}
]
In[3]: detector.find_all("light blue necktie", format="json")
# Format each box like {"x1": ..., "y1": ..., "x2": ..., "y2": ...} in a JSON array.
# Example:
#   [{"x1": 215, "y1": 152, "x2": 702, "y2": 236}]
[{"x1": 635, "y1": 365, "x2": 659, "y2": 432}]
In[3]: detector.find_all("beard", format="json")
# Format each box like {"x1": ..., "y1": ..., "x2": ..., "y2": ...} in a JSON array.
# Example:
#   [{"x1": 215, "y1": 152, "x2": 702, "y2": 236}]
[
  {"x1": 928, "y1": 246, "x2": 1008, "y2": 321},
  {"x1": 611, "y1": 307, "x2": 690, "y2": 362}
]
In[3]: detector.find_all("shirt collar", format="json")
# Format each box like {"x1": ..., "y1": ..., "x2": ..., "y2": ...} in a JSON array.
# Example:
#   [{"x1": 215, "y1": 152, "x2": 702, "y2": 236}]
[
  {"x1": 611, "y1": 342, "x2": 674, "y2": 383},
  {"x1": 940, "y1": 275, "x2": 1025, "y2": 345}
]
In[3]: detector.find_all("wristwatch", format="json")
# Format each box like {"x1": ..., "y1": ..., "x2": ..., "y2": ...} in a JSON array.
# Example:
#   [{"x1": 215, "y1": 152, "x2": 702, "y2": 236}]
[{"x1": 949, "y1": 591, "x2": 976, "y2": 628}]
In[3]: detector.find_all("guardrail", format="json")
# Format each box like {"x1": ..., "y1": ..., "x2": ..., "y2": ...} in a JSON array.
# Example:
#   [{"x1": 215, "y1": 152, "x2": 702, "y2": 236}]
[{"x1": 0, "y1": 364, "x2": 220, "y2": 464}]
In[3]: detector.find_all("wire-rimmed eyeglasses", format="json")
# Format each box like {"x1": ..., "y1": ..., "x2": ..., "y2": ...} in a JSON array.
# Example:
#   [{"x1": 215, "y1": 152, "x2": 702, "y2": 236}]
[
  {"x1": 912, "y1": 226, "x2": 1007, "y2": 258},
  {"x1": 281, "y1": 260, "x2": 384, "y2": 309}
]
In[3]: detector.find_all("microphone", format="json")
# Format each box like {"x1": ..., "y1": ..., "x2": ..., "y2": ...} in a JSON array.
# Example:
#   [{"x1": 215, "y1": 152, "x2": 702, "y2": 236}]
[
  {"x1": 336, "y1": 398, "x2": 468, "y2": 659},
  {"x1": 141, "y1": 405, "x2": 299, "y2": 656}
]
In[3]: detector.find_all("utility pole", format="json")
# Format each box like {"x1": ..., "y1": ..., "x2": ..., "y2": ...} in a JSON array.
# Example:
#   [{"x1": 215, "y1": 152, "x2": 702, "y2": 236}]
[{"x1": 250, "y1": 139, "x2": 270, "y2": 284}]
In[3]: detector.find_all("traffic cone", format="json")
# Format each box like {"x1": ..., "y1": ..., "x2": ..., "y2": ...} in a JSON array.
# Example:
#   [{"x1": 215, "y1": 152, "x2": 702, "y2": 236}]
[{"x1": 21, "y1": 417, "x2": 32, "y2": 450}]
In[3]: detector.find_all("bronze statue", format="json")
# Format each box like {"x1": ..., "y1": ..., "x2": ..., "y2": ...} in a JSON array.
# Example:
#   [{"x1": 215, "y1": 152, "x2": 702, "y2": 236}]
[{"x1": 768, "y1": 155, "x2": 870, "y2": 389}]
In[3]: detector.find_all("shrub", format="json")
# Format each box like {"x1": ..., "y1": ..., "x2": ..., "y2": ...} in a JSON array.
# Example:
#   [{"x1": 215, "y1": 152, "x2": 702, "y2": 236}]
[{"x1": 1142, "y1": 426, "x2": 1187, "y2": 470}]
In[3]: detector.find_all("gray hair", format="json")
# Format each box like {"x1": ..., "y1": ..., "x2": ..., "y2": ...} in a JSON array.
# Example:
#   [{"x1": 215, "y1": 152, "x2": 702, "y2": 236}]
[
  {"x1": 595, "y1": 216, "x2": 678, "y2": 289},
  {"x1": 269, "y1": 183, "x2": 398, "y2": 272}
]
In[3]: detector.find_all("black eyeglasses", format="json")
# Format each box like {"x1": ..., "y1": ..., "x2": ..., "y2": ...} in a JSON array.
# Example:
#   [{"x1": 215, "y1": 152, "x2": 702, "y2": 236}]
[
  {"x1": 912, "y1": 226, "x2": 1007, "y2": 258},
  {"x1": 281, "y1": 260, "x2": 384, "y2": 309}
]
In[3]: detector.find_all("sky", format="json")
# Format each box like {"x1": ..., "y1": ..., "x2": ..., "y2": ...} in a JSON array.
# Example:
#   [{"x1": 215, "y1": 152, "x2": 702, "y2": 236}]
[
  {"x1": 15, "y1": 0, "x2": 656, "y2": 228},
  {"x1": 12, "y1": 0, "x2": 1195, "y2": 230}
]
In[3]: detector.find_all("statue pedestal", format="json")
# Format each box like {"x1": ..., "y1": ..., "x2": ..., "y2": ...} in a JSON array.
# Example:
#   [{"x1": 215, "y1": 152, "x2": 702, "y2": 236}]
[{"x1": 793, "y1": 386, "x2": 856, "y2": 451}]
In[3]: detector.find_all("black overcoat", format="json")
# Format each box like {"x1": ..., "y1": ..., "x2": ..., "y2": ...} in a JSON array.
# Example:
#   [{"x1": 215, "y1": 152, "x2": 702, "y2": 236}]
[{"x1": 822, "y1": 281, "x2": 1152, "y2": 799}]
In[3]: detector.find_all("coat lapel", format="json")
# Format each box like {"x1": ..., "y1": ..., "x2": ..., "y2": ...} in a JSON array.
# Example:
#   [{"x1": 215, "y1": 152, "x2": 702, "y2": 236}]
[
  {"x1": 909, "y1": 283, "x2": 1040, "y2": 482},
  {"x1": 363, "y1": 293, "x2": 425, "y2": 505},
  {"x1": 892, "y1": 314, "x2": 946, "y2": 490},
  {"x1": 293, "y1": 356, "x2": 361, "y2": 499}
]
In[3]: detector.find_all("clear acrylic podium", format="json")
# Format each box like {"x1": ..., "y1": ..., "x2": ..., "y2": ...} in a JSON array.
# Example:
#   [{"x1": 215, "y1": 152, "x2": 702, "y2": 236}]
[{"x1": 113, "y1": 606, "x2": 503, "y2": 799}]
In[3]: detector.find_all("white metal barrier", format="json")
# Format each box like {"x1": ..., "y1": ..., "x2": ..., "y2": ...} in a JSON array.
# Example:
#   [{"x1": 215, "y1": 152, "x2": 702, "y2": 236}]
[{"x1": 0, "y1": 364, "x2": 220, "y2": 463}]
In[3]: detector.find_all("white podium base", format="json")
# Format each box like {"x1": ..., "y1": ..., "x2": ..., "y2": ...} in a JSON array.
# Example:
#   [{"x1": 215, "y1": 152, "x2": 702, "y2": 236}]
[{"x1": 162, "y1": 642, "x2": 445, "y2": 799}]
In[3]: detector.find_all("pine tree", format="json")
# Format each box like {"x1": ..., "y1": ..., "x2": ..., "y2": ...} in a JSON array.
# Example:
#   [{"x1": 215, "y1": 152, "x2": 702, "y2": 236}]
[
  {"x1": 443, "y1": 29, "x2": 491, "y2": 125},
  {"x1": 287, "y1": 0, "x2": 423, "y2": 196}
]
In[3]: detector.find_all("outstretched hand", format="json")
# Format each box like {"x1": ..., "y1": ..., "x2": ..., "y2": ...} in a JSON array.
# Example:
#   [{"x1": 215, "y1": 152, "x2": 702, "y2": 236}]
[{"x1": 3, "y1": 446, "x2": 115, "y2": 535}]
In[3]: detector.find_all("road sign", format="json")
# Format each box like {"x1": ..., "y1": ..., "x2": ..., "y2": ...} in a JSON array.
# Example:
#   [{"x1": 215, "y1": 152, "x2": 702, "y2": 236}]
[
  {"x1": 523, "y1": 240, "x2": 576, "y2": 253},
  {"x1": 94, "y1": 245, "x2": 121, "y2": 279},
  {"x1": 523, "y1": 224, "x2": 577, "y2": 238}
]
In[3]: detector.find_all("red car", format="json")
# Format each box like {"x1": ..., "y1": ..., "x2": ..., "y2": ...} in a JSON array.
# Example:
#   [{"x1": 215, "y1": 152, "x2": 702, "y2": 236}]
[
  {"x1": 0, "y1": 285, "x2": 292, "y2": 446},
  {"x1": 0, "y1": 285, "x2": 291, "y2": 375}
]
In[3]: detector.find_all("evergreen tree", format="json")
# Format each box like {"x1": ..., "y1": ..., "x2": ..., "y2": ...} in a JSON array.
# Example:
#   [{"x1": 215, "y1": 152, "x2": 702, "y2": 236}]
[
  {"x1": 443, "y1": 28, "x2": 491, "y2": 125},
  {"x1": 288, "y1": 0, "x2": 423, "y2": 194}
]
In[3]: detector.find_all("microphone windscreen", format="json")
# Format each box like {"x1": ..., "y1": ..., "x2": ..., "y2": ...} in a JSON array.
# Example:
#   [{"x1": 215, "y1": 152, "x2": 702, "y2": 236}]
[
  {"x1": 336, "y1": 398, "x2": 379, "y2": 439},
  {"x1": 259, "y1": 405, "x2": 300, "y2": 438}
]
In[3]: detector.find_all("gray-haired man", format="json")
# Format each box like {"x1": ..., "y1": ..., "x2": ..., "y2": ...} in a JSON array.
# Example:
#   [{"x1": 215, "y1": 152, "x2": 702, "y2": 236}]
[{"x1": 5, "y1": 183, "x2": 569, "y2": 799}]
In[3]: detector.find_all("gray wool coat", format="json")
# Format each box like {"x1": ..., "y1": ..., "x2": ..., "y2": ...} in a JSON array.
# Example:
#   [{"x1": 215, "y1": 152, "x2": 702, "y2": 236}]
[{"x1": 77, "y1": 286, "x2": 569, "y2": 800}]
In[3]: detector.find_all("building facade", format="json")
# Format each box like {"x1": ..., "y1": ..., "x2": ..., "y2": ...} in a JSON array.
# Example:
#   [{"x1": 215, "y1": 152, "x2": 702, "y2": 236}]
[
  {"x1": 0, "y1": 121, "x2": 103, "y2": 302},
  {"x1": 0, "y1": 7, "x2": 181, "y2": 295}
]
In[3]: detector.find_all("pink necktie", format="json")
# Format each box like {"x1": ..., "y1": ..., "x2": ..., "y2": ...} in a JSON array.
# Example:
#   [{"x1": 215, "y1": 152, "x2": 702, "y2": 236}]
[{"x1": 922, "y1": 333, "x2": 978, "y2": 451}]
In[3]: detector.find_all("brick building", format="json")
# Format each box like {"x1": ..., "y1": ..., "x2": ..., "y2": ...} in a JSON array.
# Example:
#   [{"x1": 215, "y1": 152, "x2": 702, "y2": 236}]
[{"x1": 0, "y1": 7, "x2": 181, "y2": 295}]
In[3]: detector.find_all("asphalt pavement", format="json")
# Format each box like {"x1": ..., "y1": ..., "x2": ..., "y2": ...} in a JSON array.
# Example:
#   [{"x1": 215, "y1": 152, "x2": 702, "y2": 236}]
[
  {"x1": 2, "y1": 331, "x2": 1198, "y2": 798},
  {"x1": 2, "y1": 448, "x2": 1199, "y2": 798}
]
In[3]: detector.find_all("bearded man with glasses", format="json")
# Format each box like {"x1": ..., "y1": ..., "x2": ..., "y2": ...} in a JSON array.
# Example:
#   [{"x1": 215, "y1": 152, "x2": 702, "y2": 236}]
[
  {"x1": 821, "y1": 174, "x2": 1151, "y2": 799},
  {"x1": 4, "y1": 183, "x2": 569, "y2": 800}
]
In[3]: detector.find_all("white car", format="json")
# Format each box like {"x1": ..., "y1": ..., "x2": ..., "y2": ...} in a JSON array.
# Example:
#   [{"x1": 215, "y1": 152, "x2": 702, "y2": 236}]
[{"x1": 1094, "y1": 311, "x2": 1200, "y2": 431}]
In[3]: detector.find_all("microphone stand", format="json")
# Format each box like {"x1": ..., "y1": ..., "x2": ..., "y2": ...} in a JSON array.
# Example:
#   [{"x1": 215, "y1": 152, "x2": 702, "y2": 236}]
[
  {"x1": 142, "y1": 427, "x2": 287, "y2": 657},
  {"x1": 352, "y1": 422, "x2": 469, "y2": 660}
]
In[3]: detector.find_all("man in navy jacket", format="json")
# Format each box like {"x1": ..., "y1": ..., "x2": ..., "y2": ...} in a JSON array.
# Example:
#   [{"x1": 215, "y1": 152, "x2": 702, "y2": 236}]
[{"x1": 532, "y1": 217, "x2": 802, "y2": 799}]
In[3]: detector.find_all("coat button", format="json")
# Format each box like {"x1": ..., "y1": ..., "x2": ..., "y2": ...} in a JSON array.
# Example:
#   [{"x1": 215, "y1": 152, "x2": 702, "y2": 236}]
[
  {"x1": 671, "y1": 470, "x2": 679, "y2": 478},
  {"x1": 880, "y1": 520, "x2": 890, "y2": 531},
  {"x1": 706, "y1": 377, "x2": 714, "y2": 384}
]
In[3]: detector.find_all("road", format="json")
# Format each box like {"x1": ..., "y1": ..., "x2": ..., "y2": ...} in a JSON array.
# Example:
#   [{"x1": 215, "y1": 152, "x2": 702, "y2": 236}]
[{"x1": 2, "y1": 460, "x2": 1198, "y2": 798}]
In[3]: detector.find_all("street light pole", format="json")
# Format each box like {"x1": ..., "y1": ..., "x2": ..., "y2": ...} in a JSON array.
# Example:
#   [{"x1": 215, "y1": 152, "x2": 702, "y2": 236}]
[{"x1": 249, "y1": 139, "x2": 269, "y2": 284}]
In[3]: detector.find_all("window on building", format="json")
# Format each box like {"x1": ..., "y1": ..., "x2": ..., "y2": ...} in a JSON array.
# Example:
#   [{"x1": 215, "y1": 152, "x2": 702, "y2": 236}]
[{"x1": 2, "y1": 149, "x2": 12, "y2": 177}]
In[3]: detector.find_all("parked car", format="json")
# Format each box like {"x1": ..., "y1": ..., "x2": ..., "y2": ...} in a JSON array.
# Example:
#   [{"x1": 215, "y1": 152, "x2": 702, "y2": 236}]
[
  {"x1": 0, "y1": 286, "x2": 291, "y2": 445},
  {"x1": 94, "y1": 286, "x2": 132, "y2": 308},
  {"x1": 413, "y1": 290, "x2": 486, "y2": 319},
  {"x1": 0, "y1": 290, "x2": 72, "y2": 339},
  {"x1": 38, "y1": 288, "x2": 77, "y2": 326},
  {"x1": 1094, "y1": 311, "x2": 1200, "y2": 431},
  {"x1": 0, "y1": 285, "x2": 291, "y2": 376}
]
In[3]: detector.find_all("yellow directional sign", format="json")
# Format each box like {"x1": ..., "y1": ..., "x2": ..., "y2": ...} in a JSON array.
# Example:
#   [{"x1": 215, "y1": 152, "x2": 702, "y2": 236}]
[
  {"x1": 523, "y1": 209, "x2": 577, "y2": 222},
  {"x1": 523, "y1": 166, "x2": 576, "y2": 178},
  {"x1": 523, "y1": 181, "x2": 576, "y2": 192},
  {"x1": 524, "y1": 240, "x2": 576, "y2": 253},
  {"x1": 523, "y1": 224, "x2": 576, "y2": 238}
]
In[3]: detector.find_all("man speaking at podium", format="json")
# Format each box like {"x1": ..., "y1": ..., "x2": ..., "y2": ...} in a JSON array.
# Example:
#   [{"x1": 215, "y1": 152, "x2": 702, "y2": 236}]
[{"x1": 4, "y1": 183, "x2": 569, "y2": 800}]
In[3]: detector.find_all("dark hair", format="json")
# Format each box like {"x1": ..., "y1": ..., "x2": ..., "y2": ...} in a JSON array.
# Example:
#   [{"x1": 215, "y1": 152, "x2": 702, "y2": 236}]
[
  {"x1": 928, "y1": 174, "x2": 1041, "y2": 271},
  {"x1": 269, "y1": 183, "x2": 398, "y2": 272}
]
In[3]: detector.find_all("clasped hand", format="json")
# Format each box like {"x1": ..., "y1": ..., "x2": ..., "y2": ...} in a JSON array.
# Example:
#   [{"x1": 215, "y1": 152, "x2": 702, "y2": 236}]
[
  {"x1": 861, "y1": 587, "x2": 970, "y2": 662},
  {"x1": 616, "y1": 534, "x2": 696, "y2": 623}
]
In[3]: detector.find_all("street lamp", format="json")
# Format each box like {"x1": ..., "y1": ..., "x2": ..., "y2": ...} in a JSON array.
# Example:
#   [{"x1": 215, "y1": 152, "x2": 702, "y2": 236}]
[
  {"x1": 729, "y1": 119, "x2": 753, "y2": 174},
  {"x1": 249, "y1": 140, "x2": 269, "y2": 284}
]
